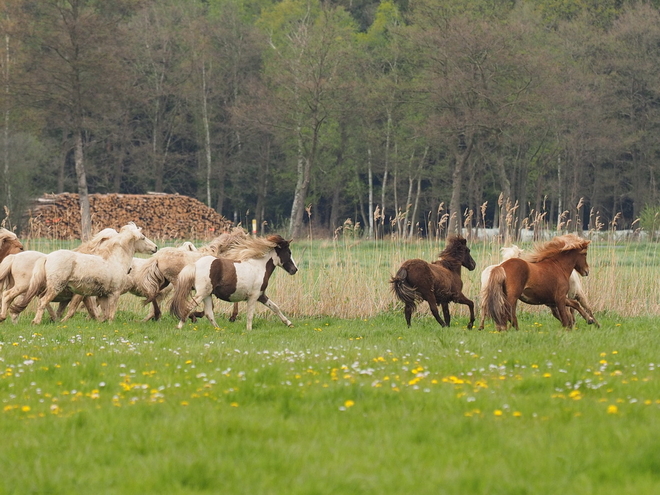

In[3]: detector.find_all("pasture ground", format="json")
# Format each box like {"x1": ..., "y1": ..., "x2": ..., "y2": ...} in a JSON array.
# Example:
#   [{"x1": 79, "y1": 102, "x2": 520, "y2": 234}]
[{"x1": 1, "y1": 310, "x2": 659, "y2": 494}]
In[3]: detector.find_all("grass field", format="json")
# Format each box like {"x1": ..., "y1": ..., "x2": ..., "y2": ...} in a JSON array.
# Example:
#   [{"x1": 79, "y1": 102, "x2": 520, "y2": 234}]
[{"x1": 2, "y1": 237, "x2": 659, "y2": 494}]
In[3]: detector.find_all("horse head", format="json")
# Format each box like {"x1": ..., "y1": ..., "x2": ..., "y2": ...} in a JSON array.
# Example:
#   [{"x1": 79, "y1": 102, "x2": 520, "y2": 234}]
[
  {"x1": 120, "y1": 223, "x2": 158, "y2": 255},
  {"x1": 0, "y1": 228, "x2": 24, "y2": 257},
  {"x1": 572, "y1": 242, "x2": 591, "y2": 277},
  {"x1": 271, "y1": 236, "x2": 298, "y2": 275},
  {"x1": 447, "y1": 236, "x2": 476, "y2": 271}
]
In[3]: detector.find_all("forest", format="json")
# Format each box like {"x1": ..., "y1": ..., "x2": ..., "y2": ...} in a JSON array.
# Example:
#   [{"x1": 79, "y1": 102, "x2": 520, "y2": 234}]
[{"x1": 1, "y1": 0, "x2": 660, "y2": 239}]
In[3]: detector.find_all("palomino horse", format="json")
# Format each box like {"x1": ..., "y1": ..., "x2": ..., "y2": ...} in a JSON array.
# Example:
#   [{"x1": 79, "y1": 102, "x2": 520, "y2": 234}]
[
  {"x1": 11, "y1": 223, "x2": 157, "y2": 324},
  {"x1": 477, "y1": 244, "x2": 598, "y2": 329},
  {"x1": 0, "y1": 228, "x2": 23, "y2": 259},
  {"x1": 169, "y1": 234, "x2": 298, "y2": 331},
  {"x1": 480, "y1": 234, "x2": 590, "y2": 331},
  {"x1": 390, "y1": 236, "x2": 476, "y2": 328}
]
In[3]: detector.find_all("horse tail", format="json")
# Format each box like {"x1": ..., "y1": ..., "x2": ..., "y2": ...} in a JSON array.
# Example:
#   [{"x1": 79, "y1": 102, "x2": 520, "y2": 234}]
[
  {"x1": 170, "y1": 263, "x2": 196, "y2": 322},
  {"x1": 390, "y1": 267, "x2": 419, "y2": 310},
  {"x1": 0, "y1": 254, "x2": 15, "y2": 290},
  {"x1": 140, "y1": 258, "x2": 167, "y2": 304},
  {"x1": 480, "y1": 265, "x2": 509, "y2": 330},
  {"x1": 11, "y1": 256, "x2": 47, "y2": 314}
]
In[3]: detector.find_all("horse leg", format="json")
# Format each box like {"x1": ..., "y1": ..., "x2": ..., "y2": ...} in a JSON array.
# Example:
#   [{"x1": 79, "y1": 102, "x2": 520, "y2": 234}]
[
  {"x1": 0, "y1": 286, "x2": 24, "y2": 322},
  {"x1": 425, "y1": 297, "x2": 447, "y2": 327},
  {"x1": 245, "y1": 296, "x2": 260, "y2": 331},
  {"x1": 257, "y1": 294, "x2": 293, "y2": 328},
  {"x1": 103, "y1": 294, "x2": 122, "y2": 322},
  {"x1": 32, "y1": 289, "x2": 60, "y2": 325},
  {"x1": 229, "y1": 302, "x2": 239, "y2": 322},
  {"x1": 82, "y1": 297, "x2": 101, "y2": 320},
  {"x1": 61, "y1": 294, "x2": 84, "y2": 322},
  {"x1": 555, "y1": 299, "x2": 573, "y2": 329},
  {"x1": 404, "y1": 303, "x2": 414, "y2": 327},
  {"x1": 455, "y1": 293, "x2": 475, "y2": 329},
  {"x1": 202, "y1": 296, "x2": 219, "y2": 328},
  {"x1": 509, "y1": 299, "x2": 520, "y2": 330},
  {"x1": 565, "y1": 298, "x2": 593, "y2": 327},
  {"x1": 440, "y1": 302, "x2": 451, "y2": 327}
]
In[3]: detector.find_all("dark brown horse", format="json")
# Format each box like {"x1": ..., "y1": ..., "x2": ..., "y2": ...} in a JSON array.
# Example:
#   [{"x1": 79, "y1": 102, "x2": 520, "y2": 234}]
[
  {"x1": 390, "y1": 236, "x2": 476, "y2": 328},
  {"x1": 480, "y1": 233, "x2": 590, "y2": 331}
]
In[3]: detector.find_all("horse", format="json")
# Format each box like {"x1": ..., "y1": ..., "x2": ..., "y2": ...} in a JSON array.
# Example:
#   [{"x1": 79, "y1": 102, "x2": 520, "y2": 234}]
[
  {"x1": 61, "y1": 240, "x2": 199, "y2": 322},
  {"x1": 390, "y1": 236, "x2": 476, "y2": 328},
  {"x1": 139, "y1": 228, "x2": 248, "y2": 321},
  {"x1": 0, "y1": 228, "x2": 24, "y2": 259},
  {"x1": 11, "y1": 223, "x2": 157, "y2": 324},
  {"x1": 169, "y1": 234, "x2": 298, "y2": 331},
  {"x1": 0, "y1": 228, "x2": 121, "y2": 323},
  {"x1": 480, "y1": 233, "x2": 591, "y2": 331}
]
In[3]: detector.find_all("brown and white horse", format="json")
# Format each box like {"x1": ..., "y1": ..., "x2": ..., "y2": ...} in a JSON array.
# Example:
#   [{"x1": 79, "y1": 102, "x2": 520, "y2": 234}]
[
  {"x1": 139, "y1": 228, "x2": 248, "y2": 321},
  {"x1": 169, "y1": 234, "x2": 298, "y2": 330},
  {"x1": 11, "y1": 223, "x2": 157, "y2": 324},
  {"x1": 480, "y1": 234, "x2": 591, "y2": 331},
  {"x1": 390, "y1": 236, "x2": 476, "y2": 328}
]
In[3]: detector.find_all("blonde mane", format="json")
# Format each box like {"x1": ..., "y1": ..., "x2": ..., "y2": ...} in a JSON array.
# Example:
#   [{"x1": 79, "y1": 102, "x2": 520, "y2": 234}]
[
  {"x1": 221, "y1": 234, "x2": 284, "y2": 262},
  {"x1": 0, "y1": 228, "x2": 17, "y2": 243},
  {"x1": 524, "y1": 234, "x2": 590, "y2": 263},
  {"x1": 200, "y1": 227, "x2": 249, "y2": 256},
  {"x1": 75, "y1": 228, "x2": 119, "y2": 256}
]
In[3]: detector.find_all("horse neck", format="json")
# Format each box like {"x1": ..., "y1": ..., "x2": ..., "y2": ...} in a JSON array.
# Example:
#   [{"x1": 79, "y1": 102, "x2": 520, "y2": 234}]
[
  {"x1": 436, "y1": 257, "x2": 462, "y2": 274},
  {"x1": 105, "y1": 238, "x2": 136, "y2": 267},
  {"x1": 554, "y1": 251, "x2": 582, "y2": 274}
]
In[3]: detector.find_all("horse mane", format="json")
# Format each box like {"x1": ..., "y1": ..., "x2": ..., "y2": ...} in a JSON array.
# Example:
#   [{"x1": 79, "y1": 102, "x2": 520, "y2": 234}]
[
  {"x1": 221, "y1": 234, "x2": 284, "y2": 262},
  {"x1": 75, "y1": 228, "x2": 118, "y2": 254},
  {"x1": 501, "y1": 245, "x2": 523, "y2": 260},
  {"x1": 200, "y1": 227, "x2": 249, "y2": 256},
  {"x1": 525, "y1": 234, "x2": 590, "y2": 263},
  {"x1": 0, "y1": 228, "x2": 17, "y2": 243}
]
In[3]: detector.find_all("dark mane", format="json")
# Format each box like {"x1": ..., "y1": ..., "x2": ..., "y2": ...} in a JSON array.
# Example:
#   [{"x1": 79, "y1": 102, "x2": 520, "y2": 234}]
[
  {"x1": 525, "y1": 233, "x2": 590, "y2": 263},
  {"x1": 436, "y1": 235, "x2": 467, "y2": 269}
]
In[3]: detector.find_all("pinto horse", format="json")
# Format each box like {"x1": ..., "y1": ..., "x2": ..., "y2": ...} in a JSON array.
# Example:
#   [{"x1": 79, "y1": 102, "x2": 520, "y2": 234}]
[
  {"x1": 390, "y1": 236, "x2": 476, "y2": 328},
  {"x1": 169, "y1": 234, "x2": 298, "y2": 331},
  {"x1": 480, "y1": 234, "x2": 590, "y2": 331}
]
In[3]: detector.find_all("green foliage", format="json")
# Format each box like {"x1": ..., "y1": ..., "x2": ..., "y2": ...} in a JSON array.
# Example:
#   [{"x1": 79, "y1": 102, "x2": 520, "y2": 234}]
[{"x1": 639, "y1": 205, "x2": 660, "y2": 238}]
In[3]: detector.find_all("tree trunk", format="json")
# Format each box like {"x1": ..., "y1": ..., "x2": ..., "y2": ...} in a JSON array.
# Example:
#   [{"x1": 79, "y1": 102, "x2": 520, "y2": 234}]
[
  {"x1": 448, "y1": 134, "x2": 474, "y2": 235},
  {"x1": 74, "y1": 129, "x2": 92, "y2": 240},
  {"x1": 201, "y1": 62, "x2": 212, "y2": 207}
]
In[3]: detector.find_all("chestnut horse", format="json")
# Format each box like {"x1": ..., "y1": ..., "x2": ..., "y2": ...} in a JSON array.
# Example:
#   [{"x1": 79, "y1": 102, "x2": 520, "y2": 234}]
[
  {"x1": 390, "y1": 236, "x2": 476, "y2": 328},
  {"x1": 480, "y1": 234, "x2": 590, "y2": 331}
]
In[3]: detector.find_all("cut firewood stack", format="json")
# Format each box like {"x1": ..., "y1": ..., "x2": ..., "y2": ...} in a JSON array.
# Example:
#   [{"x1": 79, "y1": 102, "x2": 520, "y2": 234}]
[{"x1": 24, "y1": 193, "x2": 233, "y2": 240}]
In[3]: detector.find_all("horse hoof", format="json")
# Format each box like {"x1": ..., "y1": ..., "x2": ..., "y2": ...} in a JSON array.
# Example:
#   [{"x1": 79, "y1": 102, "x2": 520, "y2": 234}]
[{"x1": 287, "y1": 323, "x2": 294, "y2": 328}]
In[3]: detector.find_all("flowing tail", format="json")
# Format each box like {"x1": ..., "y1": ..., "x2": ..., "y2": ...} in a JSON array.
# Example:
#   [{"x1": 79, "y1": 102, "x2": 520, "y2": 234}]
[
  {"x1": 140, "y1": 258, "x2": 168, "y2": 304},
  {"x1": 169, "y1": 263, "x2": 196, "y2": 322},
  {"x1": 10, "y1": 256, "x2": 47, "y2": 315},
  {"x1": 390, "y1": 267, "x2": 420, "y2": 310},
  {"x1": 0, "y1": 254, "x2": 15, "y2": 290},
  {"x1": 480, "y1": 266, "x2": 510, "y2": 330}
]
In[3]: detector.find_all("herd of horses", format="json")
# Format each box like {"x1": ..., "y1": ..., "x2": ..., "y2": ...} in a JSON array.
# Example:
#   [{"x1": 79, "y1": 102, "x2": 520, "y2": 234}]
[
  {"x1": 0, "y1": 224, "x2": 298, "y2": 330},
  {"x1": 391, "y1": 233, "x2": 597, "y2": 331},
  {"x1": 0, "y1": 223, "x2": 594, "y2": 331}
]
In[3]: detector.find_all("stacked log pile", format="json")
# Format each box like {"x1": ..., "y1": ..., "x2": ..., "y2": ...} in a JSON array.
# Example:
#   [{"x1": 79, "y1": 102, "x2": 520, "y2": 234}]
[{"x1": 25, "y1": 193, "x2": 232, "y2": 240}]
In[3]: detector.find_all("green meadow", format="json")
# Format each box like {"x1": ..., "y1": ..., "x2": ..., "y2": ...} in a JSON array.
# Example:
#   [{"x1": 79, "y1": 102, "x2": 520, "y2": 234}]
[{"x1": 2, "y1": 238, "x2": 660, "y2": 494}]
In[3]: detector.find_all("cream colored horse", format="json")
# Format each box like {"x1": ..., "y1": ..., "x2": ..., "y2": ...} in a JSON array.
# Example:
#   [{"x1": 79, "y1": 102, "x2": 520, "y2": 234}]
[{"x1": 11, "y1": 223, "x2": 157, "y2": 324}]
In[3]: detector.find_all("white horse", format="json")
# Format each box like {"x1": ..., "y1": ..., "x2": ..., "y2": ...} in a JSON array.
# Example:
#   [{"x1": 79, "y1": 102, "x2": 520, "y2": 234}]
[
  {"x1": 11, "y1": 223, "x2": 157, "y2": 324},
  {"x1": 62, "y1": 240, "x2": 198, "y2": 322},
  {"x1": 0, "y1": 228, "x2": 121, "y2": 323},
  {"x1": 478, "y1": 244, "x2": 598, "y2": 329}
]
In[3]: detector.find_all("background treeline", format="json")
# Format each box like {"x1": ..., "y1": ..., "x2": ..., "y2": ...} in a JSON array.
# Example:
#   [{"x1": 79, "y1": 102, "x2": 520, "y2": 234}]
[{"x1": 2, "y1": 0, "x2": 660, "y2": 239}]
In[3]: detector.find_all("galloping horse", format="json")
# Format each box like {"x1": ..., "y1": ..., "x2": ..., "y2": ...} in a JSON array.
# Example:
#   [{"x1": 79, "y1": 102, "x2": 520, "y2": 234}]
[
  {"x1": 480, "y1": 233, "x2": 591, "y2": 331},
  {"x1": 169, "y1": 234, "x2": 298, "y2": 331},
  {"x1": 140, "y1": 228, "x2": 248, "y2": 321},
  {"x1": 0, "y1": 228, "x2": 120, "y2": 323},
  {"x1": 11, "y1": 223, "x2": 157, "y2": 324},
  {"x1": 390, "y1": 236, "x2": 476, "y2": 328}
]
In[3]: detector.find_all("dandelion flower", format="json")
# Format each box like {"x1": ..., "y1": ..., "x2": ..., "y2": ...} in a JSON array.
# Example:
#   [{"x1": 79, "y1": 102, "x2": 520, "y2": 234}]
[
  {"x1": 344, "y1": 400, "x2": 355, "y2": 408},
  {"x1": 494, "y1": 409, "x2": 503, "y2": 416},
  {"x1": 607, "y1": 405, "x2": 618, "y2": 414}
]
